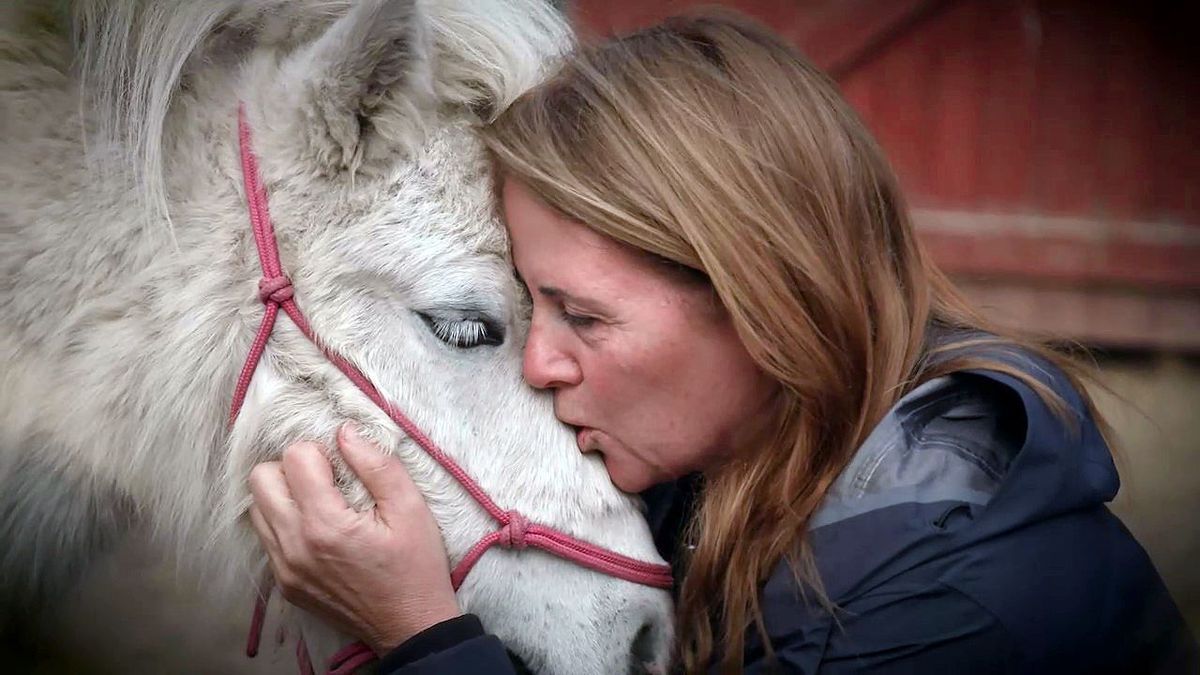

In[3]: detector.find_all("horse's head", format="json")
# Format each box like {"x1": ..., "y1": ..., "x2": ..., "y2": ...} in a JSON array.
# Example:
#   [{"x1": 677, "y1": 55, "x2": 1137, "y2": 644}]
[{"x1": 156, "y1": 1, "x2": 675, "y2": 672}]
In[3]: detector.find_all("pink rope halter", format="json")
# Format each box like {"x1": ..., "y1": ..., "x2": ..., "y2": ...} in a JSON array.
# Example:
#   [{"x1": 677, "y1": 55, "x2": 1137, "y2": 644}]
[{"x1": 230, "y1": 104, "x2": 673, "y2": 674}]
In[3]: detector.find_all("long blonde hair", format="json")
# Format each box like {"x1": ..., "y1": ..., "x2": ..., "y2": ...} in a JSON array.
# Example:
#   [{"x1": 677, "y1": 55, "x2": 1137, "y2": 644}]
[{"x1": 483, "y1": 11, "x2": 1106, "y2": 673}]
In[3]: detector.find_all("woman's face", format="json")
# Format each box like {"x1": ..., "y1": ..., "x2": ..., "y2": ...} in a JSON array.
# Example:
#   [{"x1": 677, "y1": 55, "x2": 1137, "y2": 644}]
[{"x1": 503, "y1": 179, "x2": 778, "y2": 493}]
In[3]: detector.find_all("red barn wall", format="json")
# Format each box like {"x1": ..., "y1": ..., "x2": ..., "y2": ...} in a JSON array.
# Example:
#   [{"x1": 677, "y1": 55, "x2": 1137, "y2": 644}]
[{"x1": 570, "y1": 0, "x2": 1200, "y2": 350}]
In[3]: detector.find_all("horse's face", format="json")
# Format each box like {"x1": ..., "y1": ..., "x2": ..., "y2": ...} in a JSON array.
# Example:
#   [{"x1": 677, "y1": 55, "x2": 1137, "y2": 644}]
[{"x1": 222, "y1": 2, "x2": 673, "y2": 673}]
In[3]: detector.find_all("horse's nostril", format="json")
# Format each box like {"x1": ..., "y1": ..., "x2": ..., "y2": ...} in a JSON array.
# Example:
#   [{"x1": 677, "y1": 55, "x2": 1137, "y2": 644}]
[{"x1": 627, "y1": 621, "x2": 660, "y2": 675}]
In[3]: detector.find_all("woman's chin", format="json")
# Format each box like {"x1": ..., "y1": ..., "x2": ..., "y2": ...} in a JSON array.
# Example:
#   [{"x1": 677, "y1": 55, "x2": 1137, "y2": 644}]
[{"x1": 605, "y1": 460, "x2": 657, "y2": 494}]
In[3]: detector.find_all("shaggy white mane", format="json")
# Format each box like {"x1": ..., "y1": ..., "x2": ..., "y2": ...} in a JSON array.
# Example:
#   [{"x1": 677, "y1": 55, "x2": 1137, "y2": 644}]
[{"x1": 66, "y1": 0, "x2": 569, "y2": 225}]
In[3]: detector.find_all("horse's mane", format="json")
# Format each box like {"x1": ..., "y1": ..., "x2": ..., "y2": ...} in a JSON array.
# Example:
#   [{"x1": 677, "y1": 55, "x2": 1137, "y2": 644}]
[{"x1": 62, "y1": 0, "x2": 571, "y2": 226}]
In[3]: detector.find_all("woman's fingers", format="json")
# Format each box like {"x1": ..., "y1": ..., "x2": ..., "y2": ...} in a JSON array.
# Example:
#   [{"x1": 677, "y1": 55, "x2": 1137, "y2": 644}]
[
  {"x1": 336, "y1": 423, "x2": 420, "y2": 524},
  {"x1": 248, "y1": 503, "x2": 282, "y2": 557},
  {"x1": 281, "y1": 441, "x2": 351, "y2": 522},
  {"x1": 249, "y1": 500, "x2": 303, "y2": 595},
  {"x1": 248, "y1": 460, "x2": 297, "y2": 526},
  {"x1": 247, "y1": 423, "x2": 458, "y2": 651}
]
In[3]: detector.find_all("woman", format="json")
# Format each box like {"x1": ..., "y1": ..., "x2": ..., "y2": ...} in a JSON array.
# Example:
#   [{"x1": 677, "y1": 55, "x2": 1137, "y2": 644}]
[{"x1": 248, "y1": 12, "x2": 1197, "y2": 674}]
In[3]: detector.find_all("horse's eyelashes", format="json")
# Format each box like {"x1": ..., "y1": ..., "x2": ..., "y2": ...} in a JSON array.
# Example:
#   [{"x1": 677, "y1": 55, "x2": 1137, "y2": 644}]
[{"x1": 417, "y1": 312, "x2": 505, "y2": 349}]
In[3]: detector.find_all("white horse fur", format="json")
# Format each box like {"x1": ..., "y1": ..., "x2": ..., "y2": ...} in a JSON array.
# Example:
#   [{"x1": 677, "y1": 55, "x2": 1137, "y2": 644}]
[{"x1": 0, "y1": 1, "x2": 674, "y2": 673}]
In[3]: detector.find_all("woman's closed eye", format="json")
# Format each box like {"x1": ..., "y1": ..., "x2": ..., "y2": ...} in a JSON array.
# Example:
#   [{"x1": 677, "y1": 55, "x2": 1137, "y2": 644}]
[{"x1": 560, "y1": 308, "x2": 597, "y2": 329}]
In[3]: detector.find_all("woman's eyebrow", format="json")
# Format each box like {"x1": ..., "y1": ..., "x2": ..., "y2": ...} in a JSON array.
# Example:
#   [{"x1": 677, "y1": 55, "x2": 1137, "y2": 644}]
[
  {"x1": 537, "y1": 285, "x2": 568, "y2": 300},
  {"x1": 538, "y1": 285, "x2": 611, "y2": 314},
  {"x1": 511, "y1": 270, "x2": 571, "y2": 301},
  {"x1": 537, "y1": 285, "x2": 590, "y2": 305}
]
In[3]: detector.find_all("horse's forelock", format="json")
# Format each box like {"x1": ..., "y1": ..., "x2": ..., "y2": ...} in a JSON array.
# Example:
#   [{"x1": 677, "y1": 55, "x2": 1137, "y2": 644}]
[
  {"x1": 428, "y1": 0, "x2": 573, "y2": 120},
  {"x1": 67, "y1": 0, "x2": 571, "y2": 231}
]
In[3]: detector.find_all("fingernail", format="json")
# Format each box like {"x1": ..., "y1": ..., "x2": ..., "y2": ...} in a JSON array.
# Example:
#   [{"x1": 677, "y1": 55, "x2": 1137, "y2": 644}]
[{"x1": 340, "y1": 422, "x2": 363, "y2": 444}]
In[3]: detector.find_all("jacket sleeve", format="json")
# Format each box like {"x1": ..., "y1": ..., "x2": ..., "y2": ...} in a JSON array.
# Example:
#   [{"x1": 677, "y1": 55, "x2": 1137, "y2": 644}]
[
  {"x1": 742, "y1": 582, "x2": 1017, "y2": 674},
  {"x1": 818, "y1": 582, "x2": 1017, "y2": 673},
  {"x1": 377, "y1": 614, "x2": 518, "y2": 675}
]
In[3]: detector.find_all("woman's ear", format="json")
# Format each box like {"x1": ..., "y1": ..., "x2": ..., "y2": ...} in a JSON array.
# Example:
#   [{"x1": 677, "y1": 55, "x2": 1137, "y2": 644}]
[{"x1": 278, "y1": 0, "x2": 434, "y2": 175}]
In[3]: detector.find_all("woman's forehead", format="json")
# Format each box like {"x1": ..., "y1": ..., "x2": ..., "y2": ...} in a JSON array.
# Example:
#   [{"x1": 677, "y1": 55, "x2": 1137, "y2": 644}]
[{"x1": 502, "y1": 179, "x2": 709, "y2": 313}]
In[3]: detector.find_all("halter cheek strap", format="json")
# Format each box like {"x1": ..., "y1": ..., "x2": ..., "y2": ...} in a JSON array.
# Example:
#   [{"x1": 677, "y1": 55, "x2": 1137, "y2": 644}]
[{"x1": 230, "y1": 103, "x2": 673, "y2": 675}]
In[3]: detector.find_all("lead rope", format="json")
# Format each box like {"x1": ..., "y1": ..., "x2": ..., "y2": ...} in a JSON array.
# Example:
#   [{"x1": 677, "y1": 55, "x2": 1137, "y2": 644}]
[{"x1": 230, "y1": 104, "x2": 673, "y2": 674}]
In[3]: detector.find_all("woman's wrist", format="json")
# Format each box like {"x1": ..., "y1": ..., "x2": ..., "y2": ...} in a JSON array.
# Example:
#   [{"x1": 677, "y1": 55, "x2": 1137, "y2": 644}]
[
  {"x1": 374, "y1": 614, "x2": 489, "y2": 672},
  {"x1": 367, "y1": 599, "x2": 464, "y2": 654}
]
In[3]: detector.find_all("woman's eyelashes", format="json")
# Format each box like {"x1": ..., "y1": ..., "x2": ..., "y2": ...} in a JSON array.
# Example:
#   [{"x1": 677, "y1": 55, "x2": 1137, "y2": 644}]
[{"x1": 560, "y1": 308, "x2": 598, "y2": 329}]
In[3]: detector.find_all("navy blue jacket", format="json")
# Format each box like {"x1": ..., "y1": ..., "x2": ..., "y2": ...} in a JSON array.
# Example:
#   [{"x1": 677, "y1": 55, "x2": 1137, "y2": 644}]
[{"x1": 379, "y1": 354, "x2": 1197, "y2": 674}]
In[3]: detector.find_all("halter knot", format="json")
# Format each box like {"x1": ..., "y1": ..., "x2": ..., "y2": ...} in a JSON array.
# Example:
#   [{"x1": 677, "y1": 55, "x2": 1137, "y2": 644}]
[
  {"x1": 258, "y1": 275, "x2": 293, "y2": 304},
  {"x1": 497, "y1": 511, "x2": 530, "y2": 550}
]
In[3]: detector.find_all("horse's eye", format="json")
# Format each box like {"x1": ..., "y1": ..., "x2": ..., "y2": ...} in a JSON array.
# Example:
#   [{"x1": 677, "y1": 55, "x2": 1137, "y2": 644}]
[{"x1": 418, "y1": 312, "x2": 504, "y2": 349}]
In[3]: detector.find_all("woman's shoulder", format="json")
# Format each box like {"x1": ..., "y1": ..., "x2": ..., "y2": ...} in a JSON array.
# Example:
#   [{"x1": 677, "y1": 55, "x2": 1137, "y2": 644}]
[
  {"x1": 811, "y1": 338, "x2": 1115, "y2": 532},
  {"x1": 810, "y1": 369, "x2": 1028, "y2": 533},
  {"x1": 760, "y1": 344, "x2": 1197, "y2": 673},
  {"x1": 803, "y1": 342, "x2": 1122, "y2": 604}
]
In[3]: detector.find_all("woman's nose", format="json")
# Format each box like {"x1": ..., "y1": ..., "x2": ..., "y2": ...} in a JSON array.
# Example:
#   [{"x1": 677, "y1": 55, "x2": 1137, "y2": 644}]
[{"x1": 521, "y1": 320, "x2": 582, "y2": 389}]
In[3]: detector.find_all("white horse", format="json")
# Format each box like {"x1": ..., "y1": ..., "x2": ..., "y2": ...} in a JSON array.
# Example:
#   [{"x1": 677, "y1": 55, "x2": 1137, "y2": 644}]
[{"x1": 0, "y1": 1, "x2": 674, "y2": 673}]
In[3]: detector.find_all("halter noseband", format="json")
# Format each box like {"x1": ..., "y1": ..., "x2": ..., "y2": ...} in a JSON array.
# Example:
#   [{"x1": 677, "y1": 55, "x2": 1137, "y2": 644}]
[{"x1": 229, "y1": 104, "x2": 673, "y2": 674}]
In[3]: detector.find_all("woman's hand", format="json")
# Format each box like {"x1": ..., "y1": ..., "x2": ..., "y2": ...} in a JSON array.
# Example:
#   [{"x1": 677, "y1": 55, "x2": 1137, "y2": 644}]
[{"x1": 248, "y1": 423, "x2": 461, "y2": 654}]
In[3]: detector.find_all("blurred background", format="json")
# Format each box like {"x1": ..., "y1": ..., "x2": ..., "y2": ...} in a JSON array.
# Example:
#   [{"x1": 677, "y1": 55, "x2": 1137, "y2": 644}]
[{"x1": 565, "y1": 0, "x2": 1199, "y2": 636}]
